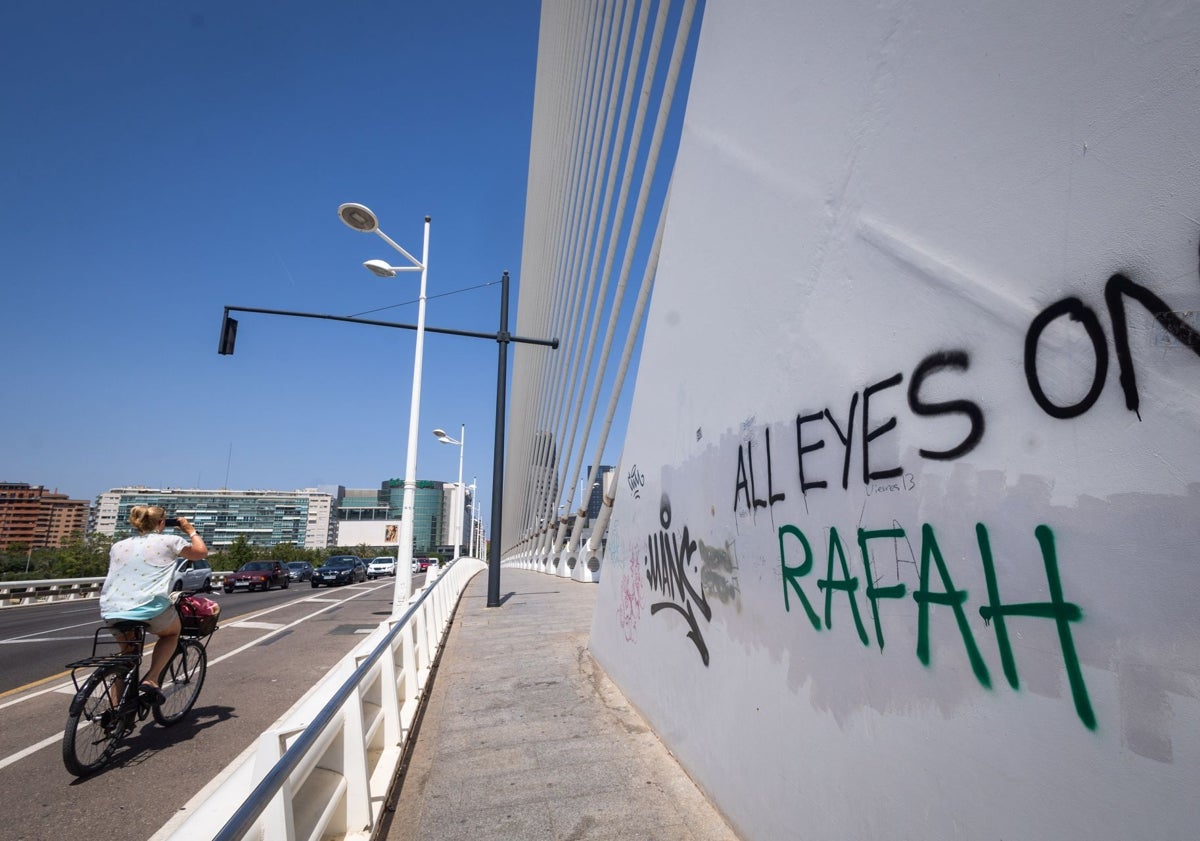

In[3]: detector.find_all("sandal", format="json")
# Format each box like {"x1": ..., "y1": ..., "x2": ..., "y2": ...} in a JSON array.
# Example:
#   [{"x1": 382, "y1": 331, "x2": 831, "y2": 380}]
[{"x1": 139, "y1": 682, "x2": 166, "y2": 704}]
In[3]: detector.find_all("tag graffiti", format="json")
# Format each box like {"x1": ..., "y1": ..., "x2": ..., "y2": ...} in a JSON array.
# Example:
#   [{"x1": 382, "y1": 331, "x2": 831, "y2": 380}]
[
  {"x1": 645, "y1": 494, "x2": 712, "y2": 665},
  {"x1": 618, "y1": 548, "x2": 645, "y2": 643},
  {"x1": 628, "y1": 465, "x2": 646, "y2": 499}
]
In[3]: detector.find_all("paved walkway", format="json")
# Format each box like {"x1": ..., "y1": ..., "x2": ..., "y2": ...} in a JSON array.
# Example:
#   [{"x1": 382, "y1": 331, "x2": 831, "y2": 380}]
[{"x1": 384, "y1": 568, "x2": 740, "y2": 841}]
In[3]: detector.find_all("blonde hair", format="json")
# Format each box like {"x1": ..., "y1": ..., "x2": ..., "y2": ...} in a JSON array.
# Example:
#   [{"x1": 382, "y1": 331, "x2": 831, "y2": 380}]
[{"x1": 129, "y1": 505, "x2": 166, "y2": 534}]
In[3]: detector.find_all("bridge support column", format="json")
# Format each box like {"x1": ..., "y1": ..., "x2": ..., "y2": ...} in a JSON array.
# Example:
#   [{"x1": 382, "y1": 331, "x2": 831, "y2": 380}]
[
  {"x1": 554, "y1": 518, "x2": 573, "y2": 578},
  {"x1": 576, "y1": 491, "x2": 613, "y2": 582}
]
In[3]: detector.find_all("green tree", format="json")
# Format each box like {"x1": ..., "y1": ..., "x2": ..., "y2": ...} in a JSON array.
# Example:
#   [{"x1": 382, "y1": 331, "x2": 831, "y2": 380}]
[
  {"x1": 269, "y1": 543, "x2": 306, "y2": 563},
  {"x1": 227, "y1": 534, "x2": 255, "y2": 569},
  {"x1": 52, "y1": 531, "x2": 111, "y2": 578},
  {"x1": 0, "y1": 543, "x2": 33, "y2": 579}
]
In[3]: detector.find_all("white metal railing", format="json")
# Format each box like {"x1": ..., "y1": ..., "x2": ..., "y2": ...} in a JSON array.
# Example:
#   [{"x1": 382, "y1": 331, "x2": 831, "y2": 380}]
[
  {"x1": 162, "y1": 557, "x2": 486, "y2": 841},
  {"x1": 0, "y1": 573, "x2": 234, "y2": 607},
  {"x1": 0, "y1": 577, "x2": 106, "y2": 606}
]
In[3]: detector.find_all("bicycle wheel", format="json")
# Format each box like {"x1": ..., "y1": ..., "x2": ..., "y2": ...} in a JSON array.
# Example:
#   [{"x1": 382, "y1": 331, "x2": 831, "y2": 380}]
[
  {"x1": 152, "y1": 639, "x2": 207, "y2": 725},
  {"x1": 63, "y1": 663, "x2": 131, "y2": 776}
]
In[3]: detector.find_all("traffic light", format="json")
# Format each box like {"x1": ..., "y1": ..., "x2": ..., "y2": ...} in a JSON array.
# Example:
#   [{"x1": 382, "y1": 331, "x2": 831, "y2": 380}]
[{"x1": 218, "y1": 312, "x2": 238, "y2": 355}]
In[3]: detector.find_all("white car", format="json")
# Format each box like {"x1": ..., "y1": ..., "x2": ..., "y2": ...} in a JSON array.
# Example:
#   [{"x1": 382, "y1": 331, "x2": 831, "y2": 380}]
[
  {"x1": 367, "y1": 556, "x2": 397, "y2": 578},
  {"x1": 172, "y1": 558, "x2": 213, "y2": 592}
]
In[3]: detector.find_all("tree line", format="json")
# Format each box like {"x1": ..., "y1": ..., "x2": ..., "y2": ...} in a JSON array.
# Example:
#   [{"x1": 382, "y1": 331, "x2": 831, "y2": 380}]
[{"x1": 0, "y1": 532, "x2": 406, "y2": 581}]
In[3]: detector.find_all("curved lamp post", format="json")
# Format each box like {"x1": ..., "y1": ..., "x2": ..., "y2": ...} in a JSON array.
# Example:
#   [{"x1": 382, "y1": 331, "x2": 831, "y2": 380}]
[
  {"x1": 339, "y1": 202, "x2": 429, "y2": 614},
  {"x1": 432, "y1": 425, "x2": 465, "y2": 560},
  {"x1": 468, "y1": 476, "x2": 478, "y2": 558}
]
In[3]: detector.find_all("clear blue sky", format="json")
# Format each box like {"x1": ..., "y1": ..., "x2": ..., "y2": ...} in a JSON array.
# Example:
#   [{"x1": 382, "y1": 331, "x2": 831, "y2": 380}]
[{"x1": 0, "y1": 2, "x2": 544, "y2": 522}]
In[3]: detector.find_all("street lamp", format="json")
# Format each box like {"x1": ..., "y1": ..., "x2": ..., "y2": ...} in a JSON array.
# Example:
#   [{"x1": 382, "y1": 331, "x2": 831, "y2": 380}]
[
  {"x1": 339, "y1": 202, "x2": 430, "y2": 615},
  {"x1": 432, "y1": 424, "x2": 465, "y2": 560},
  {"x1": 468, "y1": 476, "x2": 478, "y2": 558}
]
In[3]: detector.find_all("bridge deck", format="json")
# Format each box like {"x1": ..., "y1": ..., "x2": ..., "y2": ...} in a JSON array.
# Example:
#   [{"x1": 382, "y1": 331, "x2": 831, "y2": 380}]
[{"x1": 385, "y1": 568, "x2": 739, "y2": 841}]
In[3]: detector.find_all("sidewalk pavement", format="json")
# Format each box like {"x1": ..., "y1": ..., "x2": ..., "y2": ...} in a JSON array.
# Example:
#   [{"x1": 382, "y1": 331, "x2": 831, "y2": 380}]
[{"x1": 384, "y1": 568, "x2": 740, "y2": 841}]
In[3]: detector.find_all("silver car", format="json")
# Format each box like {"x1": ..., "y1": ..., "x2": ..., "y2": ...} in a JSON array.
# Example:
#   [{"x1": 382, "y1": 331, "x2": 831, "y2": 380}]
[{"x1": 172, "y1": 558, "x2": 213, "y2": 593}]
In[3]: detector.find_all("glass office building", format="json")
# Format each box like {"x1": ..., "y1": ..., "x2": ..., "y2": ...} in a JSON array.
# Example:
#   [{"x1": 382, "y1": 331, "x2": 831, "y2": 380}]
[
  {"x1": 585, "y1": 465, "x2": 614, "y2": 520},
  {"x1": 94, "y1": 487, "x2": 336, "y2": 549},
  {"x1": 412, "y1": 483, "x2": 443, "y2": 553},
  {"x1": 336, "y1": 479, "x2": 466, "y2": 555}
]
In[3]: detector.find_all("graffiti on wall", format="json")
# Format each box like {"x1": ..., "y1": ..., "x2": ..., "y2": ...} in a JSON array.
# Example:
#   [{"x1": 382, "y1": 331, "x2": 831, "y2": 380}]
[
  {"x1": 623, "y1": 258, "x2": 1198, "y2": 717},
  {"x1": 644, "y1": 494, "x2": 712, "y2": 665},
  {"x1": 723, "y1": 265, "x2": 1200, "y2": 728},
  {"x1": 627, "y1": 464, "x2": 646, "y2": 499},
  {"x1": 777, "y1": 520, "x2": 1094, "y2": 729},
  {"x1": 618, "y1": 547, "x2": 645, "y2": 643},
  {"x1": 732, "y1": 269, "x2": 1200, "y2": 509}
]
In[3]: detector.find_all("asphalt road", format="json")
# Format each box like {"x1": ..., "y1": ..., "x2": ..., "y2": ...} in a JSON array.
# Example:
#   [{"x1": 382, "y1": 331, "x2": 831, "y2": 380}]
[{"x1": 0, "y1": 573, "x2": 424, "y2": 841}]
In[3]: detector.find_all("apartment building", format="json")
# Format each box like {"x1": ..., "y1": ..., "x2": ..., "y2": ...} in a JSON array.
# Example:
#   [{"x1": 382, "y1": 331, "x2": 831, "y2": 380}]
[
  {"x1": 94, "y1": 487, "x2": 336, "y2": 549},
  {"x1": 0, "y1": 482, "x2": 89, "y2": 549}
]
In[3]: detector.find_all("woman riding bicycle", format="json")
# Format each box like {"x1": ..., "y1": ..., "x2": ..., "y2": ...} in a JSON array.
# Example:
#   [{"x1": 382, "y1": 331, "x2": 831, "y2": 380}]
[{"x1": 98, "y1": 505, "x2": 208, "y2": 700}]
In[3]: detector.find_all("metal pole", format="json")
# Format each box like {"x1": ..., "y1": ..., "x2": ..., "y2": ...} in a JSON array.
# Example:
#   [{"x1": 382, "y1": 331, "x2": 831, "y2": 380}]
[
  {"x1": 393, "y1": 216, "x2": 431, "y2": 614},
  {"x1": 452, "y1": 423, "x2": 464, "y2": 560},
  {"x1": 487, "y1": 272, "x2": 510, "y2": 607},
  {"x1": 468, "y1": 477, "x2": 477, "y2": 558}
]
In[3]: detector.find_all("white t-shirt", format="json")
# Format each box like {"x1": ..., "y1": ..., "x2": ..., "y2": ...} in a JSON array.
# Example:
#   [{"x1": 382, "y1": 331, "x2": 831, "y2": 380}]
[{"x1": 99, "y1": 532, "x2": 189, "y2": 620}]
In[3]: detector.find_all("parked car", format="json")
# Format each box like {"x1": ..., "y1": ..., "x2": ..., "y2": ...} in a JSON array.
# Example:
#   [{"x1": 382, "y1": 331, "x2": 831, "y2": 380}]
[
  {"x1": 172, "y1": 558, "x2": 213, "y2": 593},
  {"x1": 312, "y1": 555, "x2": 368, "y2": 587},
  {"x1": 224, "y1": 560, "x2": 291, "y2": 593},
  {"x1": 411, "y1": 557, "x2": 432, "y2": 573},
  {"x1": 285, "y1": 561, "x2": 314, "y2": 582},
  {"x1": 367, "y1": 556, "x2": 396, "y2": 578}
]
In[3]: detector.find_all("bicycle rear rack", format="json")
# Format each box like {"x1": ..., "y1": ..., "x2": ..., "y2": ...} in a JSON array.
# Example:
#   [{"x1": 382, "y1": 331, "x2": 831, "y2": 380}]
[{"x1": 64, "y1": 625, "x2": 147, "y2": 691}]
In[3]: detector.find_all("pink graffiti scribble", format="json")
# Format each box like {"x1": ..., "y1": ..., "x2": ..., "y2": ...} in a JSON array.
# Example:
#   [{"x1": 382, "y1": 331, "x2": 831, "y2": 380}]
[{"x1": 617, "y1": 549, "x2": 644, "y2": 643}]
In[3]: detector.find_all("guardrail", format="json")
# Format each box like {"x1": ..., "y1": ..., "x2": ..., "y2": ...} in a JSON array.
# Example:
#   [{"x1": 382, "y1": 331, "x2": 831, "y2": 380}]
[
  {"x1": 0, "y1": 577, "x2": 106, "y2": 606},
  {"x1": 0, "y1": 574, "x2": 235, "y2": 607},
  {"x1": 161, "y1": 557, "x2": 487, "y2": 841}
]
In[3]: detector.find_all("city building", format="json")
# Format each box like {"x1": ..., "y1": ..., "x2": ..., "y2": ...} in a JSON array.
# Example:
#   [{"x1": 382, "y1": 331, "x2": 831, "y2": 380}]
[
  {"x1": 93, "y1": 487, "x2": 336, "y2": 549},
  {"x1": 302, "y1": 489, "x2": 338, "y2": 548},
  {"x1": 437, "y1": 482, "x2": 474, "y2": 556},
  {"x1": 0, "y1": 482, "x2": 89, "y2": 549},
  {"x1": 584, "y1": 465, "x2": 614, "y2": 521},
  {"x1": 334, "y1": 479, "x2": 471, "y2": 556},
  {"x1": 334, "y1": 482, "x2": 399, "y2": 549}
]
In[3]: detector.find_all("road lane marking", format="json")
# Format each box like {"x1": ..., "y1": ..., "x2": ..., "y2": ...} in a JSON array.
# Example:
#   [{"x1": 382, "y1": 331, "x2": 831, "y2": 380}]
[
  {"x1": 226, "y1": 621, "x2": 286, "y2": 631},
  {"x1": 0, "y1": 617, "x2": 107, "y2": 644},
  {"x1": 0, "y1": 669, "x2": 70, "y2": 701},
  {"x1": 0, "y1": 732, "x2": 62, "y2": 771}
]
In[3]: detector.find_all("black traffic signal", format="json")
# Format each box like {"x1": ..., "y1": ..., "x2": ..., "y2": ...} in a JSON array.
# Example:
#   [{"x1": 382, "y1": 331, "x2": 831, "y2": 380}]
[{"x1": 218, "y1": 312, "x2": 238, "y2": 355}]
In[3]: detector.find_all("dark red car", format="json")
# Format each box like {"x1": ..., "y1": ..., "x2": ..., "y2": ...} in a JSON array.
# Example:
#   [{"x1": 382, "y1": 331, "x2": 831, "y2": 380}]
[{"x1": 224, "y1": 560, "x2": 291, "y2": 593}]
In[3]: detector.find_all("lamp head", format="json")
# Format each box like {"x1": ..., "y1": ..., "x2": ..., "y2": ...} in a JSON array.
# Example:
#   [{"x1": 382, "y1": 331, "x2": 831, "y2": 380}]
[
  {"x1": 434, "y1": 431, "x2": 458, "y2": 445},
  {"x1": 363, "y1": 259, "x2": 398, "y2": 277},
  {"x1": 338, "y1": 203, "x2": 379, "y2": 233}
]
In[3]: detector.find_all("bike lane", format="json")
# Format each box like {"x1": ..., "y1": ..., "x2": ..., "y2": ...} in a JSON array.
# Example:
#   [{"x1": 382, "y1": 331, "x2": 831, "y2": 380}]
[{"x1": 0, "y1": 580, "x2": 398, "y2": 841}]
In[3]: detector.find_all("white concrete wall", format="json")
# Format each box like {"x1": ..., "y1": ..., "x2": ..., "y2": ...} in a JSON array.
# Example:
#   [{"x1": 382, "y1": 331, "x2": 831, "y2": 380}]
[{"x1": 589, "y1": 1, "x2": 1200, "y2": 839}]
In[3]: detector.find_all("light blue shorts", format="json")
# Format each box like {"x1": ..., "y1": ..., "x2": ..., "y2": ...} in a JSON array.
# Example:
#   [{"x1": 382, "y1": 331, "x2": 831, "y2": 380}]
[{"x1": 104, "y1": 596, "x2": 178, "y2": 635}]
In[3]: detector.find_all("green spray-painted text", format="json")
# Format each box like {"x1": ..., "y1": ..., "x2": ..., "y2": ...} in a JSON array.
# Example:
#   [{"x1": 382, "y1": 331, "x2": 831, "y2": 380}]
[{"x1": 779, "y1": 521, "x2": 1094, "y2": 729}]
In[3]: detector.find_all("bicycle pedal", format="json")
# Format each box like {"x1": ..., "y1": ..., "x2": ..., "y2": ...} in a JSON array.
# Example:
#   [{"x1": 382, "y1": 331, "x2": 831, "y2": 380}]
[
  {"x1": 115, "y1": 710, "x2": 135, "y2": 735},
  {"x1": 139, "y1": 684, "x2": 167, "y2": 705}
]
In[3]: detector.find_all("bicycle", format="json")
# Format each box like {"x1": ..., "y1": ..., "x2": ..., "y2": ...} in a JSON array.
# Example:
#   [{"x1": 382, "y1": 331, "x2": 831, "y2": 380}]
[{"x1": 62, "y1": 593, "x2": 218, "y2": 777}]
